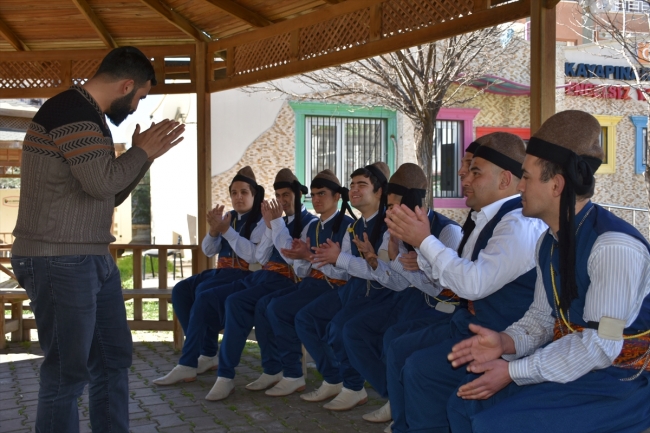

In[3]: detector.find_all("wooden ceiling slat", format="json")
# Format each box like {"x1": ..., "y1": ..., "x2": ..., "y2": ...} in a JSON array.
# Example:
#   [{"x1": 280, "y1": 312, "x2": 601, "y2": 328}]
[
  {"x1": 0, "y1": 17, "x2": 28, "y2": 51},
  {"x1": 138, "y1": 0, "x2": 212, "y2": 43},
  {"x1": 72, "y1": 0, "x2": 118, "y2": 49},
  {"x1": 203, "y1": 0, "x2": 273, "y2": 27}
]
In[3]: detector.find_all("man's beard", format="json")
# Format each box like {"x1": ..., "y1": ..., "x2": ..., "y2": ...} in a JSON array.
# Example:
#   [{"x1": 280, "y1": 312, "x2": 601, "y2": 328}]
[{"x1": 106, "y1": 88, "x2": 137, "y2": 126}]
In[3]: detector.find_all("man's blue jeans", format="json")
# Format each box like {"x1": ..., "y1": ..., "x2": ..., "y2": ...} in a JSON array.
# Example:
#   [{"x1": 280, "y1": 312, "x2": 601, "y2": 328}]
[{"x1": 11, "y1": 254, "x2": 132, "y2": 433}]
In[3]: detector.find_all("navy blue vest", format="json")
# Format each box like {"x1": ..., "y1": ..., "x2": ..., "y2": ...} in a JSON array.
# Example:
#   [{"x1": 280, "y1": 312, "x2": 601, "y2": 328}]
[
  {"x1": 218, "y1": 210, "x2": 259, "y2": 259},
  {"x1": 306, "y1": 212, "x2": 355, "y2": 251},
  {"x1": 467, "y1": 197, "x2": 537, "y2": 331},
  {"x1": 267, "y1": 208, "x2": 318, "y2": 264},
  {"x1": 429, "y1": 210, "x2": 460, "y2": 238},
  {"x1": 539, "y1": 202, "x2": 650, "y2": 334}
]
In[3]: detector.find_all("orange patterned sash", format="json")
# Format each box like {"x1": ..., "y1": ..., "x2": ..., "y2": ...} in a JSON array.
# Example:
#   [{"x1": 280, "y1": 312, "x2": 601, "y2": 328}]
[
  {"x1": 553, "y1": 320, "x2": 650, "y2": 371},
  {"x1": 467, "y1": 300, "x2": 476, "y2": 315},
  {"x1": 262, "y1": 261, "x2": 294, "y2": 279},
  {"x1": 217, "y1": 257, "x2": 250, "y2": 271},
  {"x1": 308, "y1": 269, "x2": 347, "y2": 287}
]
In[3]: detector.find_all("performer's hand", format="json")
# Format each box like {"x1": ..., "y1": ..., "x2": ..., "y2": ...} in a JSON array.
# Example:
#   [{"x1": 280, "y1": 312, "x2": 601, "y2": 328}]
[
  {"x1": 353, "y1": 233, "x2": 379, "y2": 269},
  {"x1": 456, "y1": 359, "x2": 512, "y2": 400},
  {"x1": 388, "y1": 233, "x2": 400, "y2": 260},
  {"x1": 311, "y1": 239, "x2": 341, "y2": 268},
  {"x1": 261, "y1": 200, "x2": 273, "y2": 228},
  {"x1": 268, "y1": 199, "x2": 284, "y2": 221},
  {"x1": 448, "y1": 324, "x2": 509, "y2": 368},
  {"x1": 398, "y1": 251, "x2": 420, "y2": 271},
  {"x1": 385, "y1": 205, "x2": 431, "y2": 248},
  {"x1": 207, "y1": 205, "x2": 231, "y2": 236},
  {"x1": 281, "y1": 237, "x2": 312, "y2": 261}
]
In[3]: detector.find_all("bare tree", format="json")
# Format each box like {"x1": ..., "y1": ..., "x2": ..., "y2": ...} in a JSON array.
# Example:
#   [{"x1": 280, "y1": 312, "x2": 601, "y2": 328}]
[
  {"x1": 571, "y1": 1, "x2": 650, "y2": 208},
  {"x1": 247, "y1": 26, "x2": 522, "y2": 205}
]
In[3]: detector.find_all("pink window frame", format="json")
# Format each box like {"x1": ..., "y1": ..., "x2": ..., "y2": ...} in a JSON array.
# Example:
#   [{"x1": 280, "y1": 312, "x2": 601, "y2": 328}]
[{"x1": 433, "y1": 107, "x2": 480, "y2": 209}]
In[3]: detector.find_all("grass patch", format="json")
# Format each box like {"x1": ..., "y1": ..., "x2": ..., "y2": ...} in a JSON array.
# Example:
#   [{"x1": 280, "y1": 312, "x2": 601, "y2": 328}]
[
  {"x1": 117, "y1": 256, "x2": 173, "y2": 289},
  {"x1": 124, "y1": 299, "x2": 173, "y2": 320}
]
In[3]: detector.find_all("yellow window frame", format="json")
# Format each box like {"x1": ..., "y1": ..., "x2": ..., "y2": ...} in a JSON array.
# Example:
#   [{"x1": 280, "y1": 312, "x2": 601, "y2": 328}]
[{"x1": 593, "y1": 115, "x2": 622, "y2": 174}]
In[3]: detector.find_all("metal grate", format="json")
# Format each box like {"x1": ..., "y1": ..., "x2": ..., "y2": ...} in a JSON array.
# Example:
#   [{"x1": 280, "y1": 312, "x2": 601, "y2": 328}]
[
  {"x1": 305, "y1": 116, "x2": 386, "y2": 186},
  {"x1": 433, "y1": 120, "x2": 463, "y2": 198}
]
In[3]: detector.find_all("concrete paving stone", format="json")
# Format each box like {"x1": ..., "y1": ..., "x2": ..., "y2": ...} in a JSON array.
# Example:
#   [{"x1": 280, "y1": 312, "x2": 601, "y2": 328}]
[
  {"x1": 16, "y1": 392, "x2": 38, "y2": 403},
  {"x1": 131, "y1": 387, "x2": 161, "y2": 398},
  {"x1": 260, "y1": 420, "x2": 298, "y2": 432},
  {"x1": 0, "y1": 393, "x2": 19, "y2": 402},
  {"x1": 156, "y1": 426, "x2": 191, "y2": 433},
  {"x1": 137, "y1": 395, "x2": 167, "y2": 406},
  {"x1": 0, "y1": 417, "x2": 27, "y2": 431},
  {"x1": 175, "y1": 404, "x2": 209, "y2": 418},
  {"x1": 16, "y1": 384, "x2": 39, "y2": 394},
  {"x1": 129, "y1": 416, "x2": 157, "y2": 427},
  {"x1": 226, "y1": 426, "x2": 264, "y2": 433},
  {"x1": 129, "y1": 423, "x2": 160, "y2": 433},
  {"x1": 0, "y1": 407, "x2": 23, "y2": 420},
  {"x1": 151, "y1": 413, "x2": 185, "y2": 428},
  {"x1": 143, "y1": 403, "x2": 176, "y2": 417},
  {"x1": 15, "y1": 378, "x2": 39, "y2": 386},
  {"x1": 184, "y1": 414, "x2": 217, "y2": 427}
]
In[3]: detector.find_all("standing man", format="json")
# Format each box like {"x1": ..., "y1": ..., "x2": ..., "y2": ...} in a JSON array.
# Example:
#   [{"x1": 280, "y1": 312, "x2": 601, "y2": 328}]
[
  {"x1": 11, "y1": 47, "x2": 184, "y2": 433},
  {"x1": 447, "y1": 110, "x2": 650, "y2": 433}
]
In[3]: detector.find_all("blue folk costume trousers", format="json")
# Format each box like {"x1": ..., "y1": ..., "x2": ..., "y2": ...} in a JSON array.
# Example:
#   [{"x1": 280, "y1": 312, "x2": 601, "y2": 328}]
[
  {"x1": 217, "y1": 270, "x2": 297, "y2": 379},
  {"x1": 265, "y1": 277, "x2": 338, "y2": 378},
  {"x1": 173, "y1": 268, "x2": 250, "y2": 363},
  {"x1": 447, "y1": 368, "x2": 650, "y2": 433},
  {"x1": 388, "y1": 310, "x2": 482, "y2": 433},
  {"x1": 295, "y1": 277, "x2": 398, "y2": 391},
  {"x1": 343, "y1": 288, "x2": 452, "y2": 398}
]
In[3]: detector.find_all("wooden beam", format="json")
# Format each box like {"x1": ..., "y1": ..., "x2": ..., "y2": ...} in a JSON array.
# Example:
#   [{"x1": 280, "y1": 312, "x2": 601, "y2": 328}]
[
  {"x1": 0, "y1": 17, "x2": 28, "y2": 51},
  {"x1": 544, "y1": 0, "x2": 561, "y2": 8},
  {"x1": 323, "y1": 0, "x2": 347, "y2": 4},
  {"x1": 196, "y1": 42, "x2": 212, "y2": 272},
  {"x1": 530, "y1": 0, "x2": 556, "y2": 132},
  {"x1": 71, "y1": 0, "x2": 118, "y2": 49},
  {"x1": 204, "y1": 0, "x2": 273, "y2": 28},
  {"x1": 210, "y1": 0, "x2": 531, "y2": 92},
  {"x1": 139, "y1": 0, "x2": 211, "y2": 43}
]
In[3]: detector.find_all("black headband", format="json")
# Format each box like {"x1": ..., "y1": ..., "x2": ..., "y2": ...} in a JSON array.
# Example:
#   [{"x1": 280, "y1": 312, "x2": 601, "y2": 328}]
[
  {"x1": 526, "y1": 137, "x2": 602, "y2": 174},
  {"x1": 473, "y1": 145, "x2": 523, "y2": 178},
  {"x1": 364, "y1": 165, "x2": 388, "y2": 186},
  {"x1": 386, "y1": 183, "x2": 426, "y2": 199},
  {"x1": 526, "y1": 136, "x2": 602, "y2": 313},
  {"x1": 310, "y1": 177, "x2": 342, "y2": 193},
  {"x1": 466, "y1": 141, "x2": 481, "y2": 154},
  {"x1": 232, "y1": 174, "x2": 257, "y2": 188},
  {"x1": 274, "y1": 180, "x2": 309, "y2": 195}
]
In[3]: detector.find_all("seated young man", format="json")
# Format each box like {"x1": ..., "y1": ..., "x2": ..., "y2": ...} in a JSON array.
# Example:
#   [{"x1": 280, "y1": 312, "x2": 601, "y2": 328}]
[
  {"x1": 253, "y1": 169, "x2": 356, "y2": 397},
  {"x1": 205, "y1": 168, "x2": 318, "y2": 401},
  {"x1": 341, "y1": 162, "x2": 462, "y2": 424},
  {"x1": 447, "y1": 110, "x2": 650, "y2": 433},
  {"x1": 384, "y1": 132, "x2": 547, "y2": 433},
  {"x1": 155, "y1": 166, "x2": 264, "y2": 384},
  {"x1": 295, "y1": 162, "x2": 402, "y2": 411}
]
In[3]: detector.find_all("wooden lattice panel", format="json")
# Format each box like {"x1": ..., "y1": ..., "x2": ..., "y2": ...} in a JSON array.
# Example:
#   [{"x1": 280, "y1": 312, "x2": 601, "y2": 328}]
[
  {"x1": 382, "y1": 0, "x2": 474, "y2": 36},
  {"x1": 0, "y1": 61, "x2": 61, "y2": 89},
  {"x1": 0, "y1": 117, "x2": 32, "y2": 131},
  {"x1": 234, "y1": 33, "x2": 292, "y2": 75},
  {"x1": 72, "y1": 60, "x2": 101, "y2": 86},
  {"x1": 299, "y1": 8, "x2": 371, "y2": 60}
]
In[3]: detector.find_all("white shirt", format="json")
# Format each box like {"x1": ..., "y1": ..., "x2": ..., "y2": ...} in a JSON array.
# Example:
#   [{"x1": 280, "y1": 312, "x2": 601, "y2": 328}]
[
  {"x1": 201, "y1": 212, "x2": 266, "y2": 263},
  {"x1": 371, "y1": 211, "x2": 464, "y2": 295},
  {"x1": 415, "y1": 195, "x2": 547, "y2": 301},
  {"x1": 504, "y1": 230, "x2": 650, "y2": 385}
]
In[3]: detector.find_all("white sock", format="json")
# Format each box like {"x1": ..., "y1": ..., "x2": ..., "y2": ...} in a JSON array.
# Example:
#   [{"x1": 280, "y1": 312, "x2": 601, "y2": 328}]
[
  {"x1": 216, "y1": 376, "x2": 232, "y2": 383},
  {"x1": 283, "y1": 376, "x2": 302, "y2": 381},
  {"x1": 176, "y1": 364, "x2": 195, "y2": 371},
  {"x1": 198, "y1": 355, "x2": 215, "y2": 360}
]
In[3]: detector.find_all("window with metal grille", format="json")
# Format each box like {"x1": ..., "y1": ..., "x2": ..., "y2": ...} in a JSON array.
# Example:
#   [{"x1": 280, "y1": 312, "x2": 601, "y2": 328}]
[
  {"x1": 433, "y1": 120, "x2": 463, "y2": 198},
  {"x1": 304, "y1": 116, "x2": 387, "y2": 186}
]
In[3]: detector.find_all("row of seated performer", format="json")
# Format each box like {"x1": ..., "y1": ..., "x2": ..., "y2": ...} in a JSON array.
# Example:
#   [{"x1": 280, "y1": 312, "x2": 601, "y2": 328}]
[{"x1": 155, "y1": 110, "x2": 650, "y2": 433}]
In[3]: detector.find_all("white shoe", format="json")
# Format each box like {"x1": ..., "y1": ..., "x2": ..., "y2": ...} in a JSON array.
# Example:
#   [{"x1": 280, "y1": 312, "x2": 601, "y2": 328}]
[
  {"x1": 197, "y1": 355, "x2": 218, "y2": 374},
  {"x1": 205, "y1": 378, "x2": 234, "y2": 401},
  {"x1": 300, "y1": 381, "x2": 343, "y2": 402},
  {"x1": 245, "y1": 372, "x2": 282, "y2": 391},
  {"x1": 323, "y1": 387, "x2": 368, "y2": 411},
  {"x1": 362, "y1": 401, "x2": 392, "y2": 423},
  {"x1": 152, "y1": 365, "x2": 196, "y2": 385},
  {"x1": 384, "y1": 421, "x2": 393, "y2": 433},
  {"x1": 265, "y1": 377, "x2": 306, "y2": 396}
]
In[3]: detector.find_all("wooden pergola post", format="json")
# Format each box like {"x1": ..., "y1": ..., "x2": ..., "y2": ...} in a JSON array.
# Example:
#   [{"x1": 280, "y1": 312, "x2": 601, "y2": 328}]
[
  {"x1": 530, "y1": 0, "x2": 557, "y2": 132},
  {"x1": 196, "y1": 41, "x2": 212, "y2": 272}
]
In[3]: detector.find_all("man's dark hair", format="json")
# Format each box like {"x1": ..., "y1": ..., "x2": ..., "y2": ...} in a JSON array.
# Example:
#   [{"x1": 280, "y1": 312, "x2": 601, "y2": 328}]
[
  {"x1": 94, "y1": 46, "x2": 157, "y2": 87},
  {"x1": 536, "y1": 158, "x2": 595, "y2": 199},
  {"x1": 351, "y1": 168, "x2": 382, "y2": 192}
]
